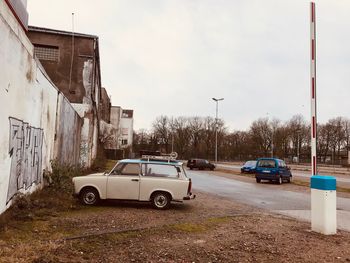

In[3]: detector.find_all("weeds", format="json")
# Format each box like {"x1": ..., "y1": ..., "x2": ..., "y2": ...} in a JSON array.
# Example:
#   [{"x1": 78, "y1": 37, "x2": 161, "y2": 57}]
[{"x1": 0, "y1": 160, "x2": 84, "y2": 231}]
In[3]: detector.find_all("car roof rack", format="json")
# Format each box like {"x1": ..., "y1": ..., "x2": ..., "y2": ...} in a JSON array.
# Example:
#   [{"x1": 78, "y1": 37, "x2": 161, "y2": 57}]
[{"x1": 141, "y1": 152, "x2": 178, "y2": 163}]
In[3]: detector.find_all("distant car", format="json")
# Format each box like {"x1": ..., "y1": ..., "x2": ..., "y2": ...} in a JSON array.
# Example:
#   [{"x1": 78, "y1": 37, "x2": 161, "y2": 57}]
[
  {"x1": 255, "y1": 158, "x2": 292, "y2": 184},
  {"x1": 72, "y1": 155, "x2": 195, "y2": 209},
  {"x1": 187, "y1": 159, "x2": 215, "y2": 170},
  {"x1": 241, "y1": 160, "x2": 257, "y2": 173}
]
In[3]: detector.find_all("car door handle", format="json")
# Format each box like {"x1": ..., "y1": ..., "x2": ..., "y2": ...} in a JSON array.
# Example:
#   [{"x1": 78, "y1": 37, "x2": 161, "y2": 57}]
[{"x1": 131, "y1": 179, "x2": 139, "y2": 182}]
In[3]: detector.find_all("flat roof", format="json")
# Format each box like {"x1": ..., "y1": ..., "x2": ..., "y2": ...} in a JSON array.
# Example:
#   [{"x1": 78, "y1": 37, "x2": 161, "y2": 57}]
[{"x1": 28, "y1": 25, "x2": 98, "y2": 39}]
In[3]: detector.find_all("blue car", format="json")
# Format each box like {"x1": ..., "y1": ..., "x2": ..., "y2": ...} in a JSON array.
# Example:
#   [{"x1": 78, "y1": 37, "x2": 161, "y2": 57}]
[
  {"x1": 255, "y1": 158, "x2": 292, "y2": 184},
  {"x1": 241, "y1": 160, "x2": 257, "y2": 174}
]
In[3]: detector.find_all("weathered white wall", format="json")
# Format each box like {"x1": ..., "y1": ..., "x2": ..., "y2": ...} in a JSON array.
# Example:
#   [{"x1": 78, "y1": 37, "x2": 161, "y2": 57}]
[
  {"x1": 54, "y1": 94, "x2": 83, "y2": 166},
  {"x1": 72, "y1": 103, "x2": 97, "y2": 168},
  {"x1": 0, "y1": 0, "x2": 56, "y2": 213},
  {"x1": 105, "y1": 106, "x2": 121, "y2": 149},
  {"x1": 0, "y1": 1, "x2": 83, "y2": 214}
]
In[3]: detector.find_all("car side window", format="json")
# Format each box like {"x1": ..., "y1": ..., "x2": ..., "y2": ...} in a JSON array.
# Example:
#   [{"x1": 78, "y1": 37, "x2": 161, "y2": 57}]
[
  {"x1": 141, "y1": 164, "x2": 179, "y2": 178},
  {"x1": 279, "y1": 161, "x2": 286, "y2": 168},
  {"x1": 122, "y1": 163, "x2": 140, "y2": 175},
  {"x1": 111, "y1": 163, "x2": 140, "y2": 176}
]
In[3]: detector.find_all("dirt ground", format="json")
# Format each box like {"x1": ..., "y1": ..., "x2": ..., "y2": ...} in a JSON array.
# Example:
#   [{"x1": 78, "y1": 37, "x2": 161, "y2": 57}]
[{"x1": 1, "y1": 190, "x2": 350, "y2": 263}]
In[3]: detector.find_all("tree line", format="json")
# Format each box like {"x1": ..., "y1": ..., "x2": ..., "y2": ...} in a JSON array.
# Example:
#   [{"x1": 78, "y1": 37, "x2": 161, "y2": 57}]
[{"x1": 133, "y1": 115, "x2": 350, "y2": 164}]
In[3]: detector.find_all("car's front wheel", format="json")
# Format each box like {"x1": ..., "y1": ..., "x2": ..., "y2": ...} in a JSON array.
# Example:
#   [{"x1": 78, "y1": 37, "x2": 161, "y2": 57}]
[
  {"x1": 256, "y1": 178, "x2": 261, "y2": 183},
  {"x1": 80, "y1": 187, "x2": 100, "y2": 205},
  {"x1": 151, "y1": 192, "x2": 171, "y2": 210}
]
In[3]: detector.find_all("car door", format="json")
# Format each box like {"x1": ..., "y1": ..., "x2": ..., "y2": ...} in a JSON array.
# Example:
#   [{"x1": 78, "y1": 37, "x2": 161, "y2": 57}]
[
  {"x1": 106, "y1": 162, "x2": 140, "y2": 200},
  {"x1": 139, "y1": 163, "x2": 188, "y2": 201}
]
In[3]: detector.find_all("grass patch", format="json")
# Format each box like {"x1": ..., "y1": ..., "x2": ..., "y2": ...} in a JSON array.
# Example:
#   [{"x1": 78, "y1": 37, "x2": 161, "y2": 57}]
[
  {"x1": 169, "y1": 223, "x2": 208, "y2": 233},
  {"x1": 292, "y1": 180, "x2": 310, "y2": 187},
  {"x1": 206, "y1": 216, "x2": 231, "y2": 224},
  {"x1": 292, "y1": 179, "x2": 350, "y2": 193}
]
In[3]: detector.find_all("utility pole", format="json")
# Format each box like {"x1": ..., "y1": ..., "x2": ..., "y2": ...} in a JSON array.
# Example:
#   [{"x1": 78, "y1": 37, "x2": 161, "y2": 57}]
[{"x1": 212, "y1": 98, "x2": 224, "y2": 164}]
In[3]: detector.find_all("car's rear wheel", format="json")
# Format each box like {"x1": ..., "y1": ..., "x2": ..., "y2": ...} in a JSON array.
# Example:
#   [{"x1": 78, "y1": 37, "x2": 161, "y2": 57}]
[
  {"x1": 80, "y1": 187, "x2": 100, "y2": 205},
  {"x1": 277, "y1": 176, "x2": 283, "y2": 185},
  {"x1": 151, "y1": 192, "x2": 171, "y2": 210},
  {"x1": 256, "y1": 178, "x2": 261, "y2": 183},
  {"x1": 288, "y1": 176, "x2": 292, "y2": 183}
]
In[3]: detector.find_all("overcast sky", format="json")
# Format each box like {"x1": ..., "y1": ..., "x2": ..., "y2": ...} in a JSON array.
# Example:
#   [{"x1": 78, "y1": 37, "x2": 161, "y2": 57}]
[{"x1": 27, "y1": 0, "x2": 350, "y2": 131}]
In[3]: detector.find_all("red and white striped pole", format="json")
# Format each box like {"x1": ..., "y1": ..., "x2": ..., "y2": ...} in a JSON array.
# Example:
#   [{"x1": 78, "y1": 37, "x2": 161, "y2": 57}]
[
  {"x1": 310, "y1": 2, "x2": 317, "y2": 176},
  {"x1": 310, "y1": 2, "x2": 337, "y2": 235}
]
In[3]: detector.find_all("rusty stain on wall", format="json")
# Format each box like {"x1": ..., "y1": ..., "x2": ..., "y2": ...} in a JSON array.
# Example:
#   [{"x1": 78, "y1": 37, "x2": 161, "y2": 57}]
[
  {"x1": 82, "y1": 59, "x2": 93, "y2": 104},
  {"x1": 7, "y1": 117, "x2": 43, "y2": 203}
]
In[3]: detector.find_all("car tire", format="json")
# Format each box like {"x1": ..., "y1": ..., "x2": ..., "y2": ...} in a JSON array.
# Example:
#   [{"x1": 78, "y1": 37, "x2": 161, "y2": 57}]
[
  {"x1": 210, "y1": 167, "x2": 214, "y2": 171},
  {"x1": 256, "y1": 178, "x2": 261, "y2": 183},
  {"x1": 80, "y1": 187, "x2": 100, "y2": 205},
  {"x1": 151, "y1": 192, "x2": 171, "y2": 210},
  {"x1": 278, "y1": 176, "x2": 283, "y2": 185},
  {"x1": 288, "y1": 176, "x2": 292, "y2": 183},
  {"x1": 190, "y1": 167, "x2": 193, "y2": 170}
]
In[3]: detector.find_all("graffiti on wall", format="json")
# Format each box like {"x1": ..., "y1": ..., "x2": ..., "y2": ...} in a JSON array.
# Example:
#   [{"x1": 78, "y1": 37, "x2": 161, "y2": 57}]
[{"x1": 7, "y1": 117, "x2": 44, "y2": 203}]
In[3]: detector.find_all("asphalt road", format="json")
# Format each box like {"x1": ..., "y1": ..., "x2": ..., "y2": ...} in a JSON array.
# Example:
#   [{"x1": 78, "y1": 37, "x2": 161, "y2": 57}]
[
  {"x1": 217, "y1": 164, "x2": 350, "y2": 184},
  {"x1": 188, "y1": 170, "x2": 350, "y2": 231}
]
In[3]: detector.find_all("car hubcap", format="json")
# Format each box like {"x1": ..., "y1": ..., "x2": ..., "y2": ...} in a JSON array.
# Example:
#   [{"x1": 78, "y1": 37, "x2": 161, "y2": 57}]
[
  {"x1": 84, "y1": 192, "x2": 96, "y2": 204},
  {"x1": 155, "y1": 195, "x2": 167, "y2": 208}
]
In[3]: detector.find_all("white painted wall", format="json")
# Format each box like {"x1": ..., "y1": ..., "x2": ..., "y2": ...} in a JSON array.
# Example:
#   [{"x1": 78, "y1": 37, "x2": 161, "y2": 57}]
[
  {"x1": 72, "y1": 103, "x2": 97, "y2": 168},
  {"x1": 54, "y1": 94, "x2": 83, "y2": 166},
  {"x1": 0, "y1": 1, "x2": 57, "y2": 213},
  {"x1": 0, "y1": 2, "x2": 83, "y2": 214}
]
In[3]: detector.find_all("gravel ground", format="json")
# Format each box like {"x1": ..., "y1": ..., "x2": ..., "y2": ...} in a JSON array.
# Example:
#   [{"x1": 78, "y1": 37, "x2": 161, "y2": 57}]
[{"x1": 1, "y1": 190, "x2": 350, "y2": 263}]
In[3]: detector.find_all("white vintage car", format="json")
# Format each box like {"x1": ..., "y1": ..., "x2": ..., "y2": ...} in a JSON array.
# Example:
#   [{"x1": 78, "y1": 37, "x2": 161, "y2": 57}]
[{"x1": 72, "y1": 156, "x2": 195, "y2": 209}]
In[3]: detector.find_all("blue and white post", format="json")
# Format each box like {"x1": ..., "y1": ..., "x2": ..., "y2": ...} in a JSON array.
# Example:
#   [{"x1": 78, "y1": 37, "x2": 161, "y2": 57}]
[
  {"x1": 311, "y1": 176, "x2": 337, "y2": 235},
  {"x1": 310, "y1": 2, "x2": 337, "y2": 235}
]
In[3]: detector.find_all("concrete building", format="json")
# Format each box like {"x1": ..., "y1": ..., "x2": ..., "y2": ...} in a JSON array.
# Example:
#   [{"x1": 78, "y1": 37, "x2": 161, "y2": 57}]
[
  {"x1": 27, "y1": 26, "x2": 106, "y2": 167},
  {"x1": 100, "y1": 88, "x2": 111, "y2": 123},
  {"x1": 105, "y1": 106, "x2": 134, "y2": 159},
  {"x1": 27, "y1": 26, "x2": 101, "y2": 105}
]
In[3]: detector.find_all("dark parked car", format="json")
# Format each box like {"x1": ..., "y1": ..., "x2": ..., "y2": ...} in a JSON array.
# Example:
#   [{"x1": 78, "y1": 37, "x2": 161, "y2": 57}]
[
  {"x1": 187, "y1": 159, "x2": 215, "y2": 170},
  {"x1": 241, "y1": 160, "x2": 257, "y2": 173},
  {"x1": 255, "y1": 158, "x2": 292, "y2": 184}
]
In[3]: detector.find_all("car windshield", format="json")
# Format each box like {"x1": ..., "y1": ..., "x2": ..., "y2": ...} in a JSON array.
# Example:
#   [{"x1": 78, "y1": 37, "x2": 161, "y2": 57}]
[{"x1": 245, "y1": 161, "x2": 256, "y2": 167}]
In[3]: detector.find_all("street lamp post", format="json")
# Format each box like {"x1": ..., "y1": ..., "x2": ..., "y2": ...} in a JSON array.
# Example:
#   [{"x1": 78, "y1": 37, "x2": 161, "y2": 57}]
[{"x1": 212, "y1": 98, "x2": 224, "y2": 164}]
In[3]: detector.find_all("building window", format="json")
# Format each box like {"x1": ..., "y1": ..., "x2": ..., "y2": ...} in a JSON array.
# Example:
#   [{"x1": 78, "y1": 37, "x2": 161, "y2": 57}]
[
  {"x1": 34, "y1": 44, "x2": 59, "y2": 62},
  {"x1": 122, "y1": 110, "x2": 133, "y2": 118},
  {"x1": 122, "y1": 139, "x2": 128, "y2": 145},
  {"x1": 122, "y1": 128, "x2": 128, "y2": 135}
]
